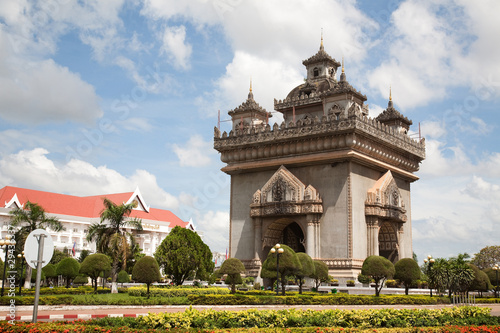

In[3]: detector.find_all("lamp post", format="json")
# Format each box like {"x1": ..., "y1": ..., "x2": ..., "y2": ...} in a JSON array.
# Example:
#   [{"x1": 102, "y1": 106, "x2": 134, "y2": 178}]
[
  {"x1": 493, "y1": 264, "x2": 499, "y2": 298},
  {"x1": 423, "y1": 255, "x2": 435, "y2": 297},
  {"x1": 270, "y1": 243, "x2": 284, "y2": 295},
  {"x1": 17, "y1": 251, "x2": 25, "y2": 295},
  {"x1": 0, "y1": 235, "x2": 16, "y2": 297}
]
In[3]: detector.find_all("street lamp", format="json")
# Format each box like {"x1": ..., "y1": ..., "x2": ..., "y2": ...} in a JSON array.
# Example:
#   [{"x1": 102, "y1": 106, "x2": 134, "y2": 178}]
[
  {"x1": 17, "y1": 251, "x2": 25, "y2": 295},
  {"x1": 423, "y1": 255, "x2": 435, "y2": 297},
  {"x1": 493, "y1": 264, "x2": 499, "y2": 298},
  {"x1": 0, "y1": 235, "x2": 16, "y2": 297},
  {"x1": 270, "y1": 243, "x2": 284, "y2": 295}
]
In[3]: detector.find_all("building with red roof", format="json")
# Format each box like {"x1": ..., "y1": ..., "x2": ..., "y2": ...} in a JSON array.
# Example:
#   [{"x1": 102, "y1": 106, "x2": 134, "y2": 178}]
[{"x1": 0, "y1": 186, "x2": 193, "y2": 257}]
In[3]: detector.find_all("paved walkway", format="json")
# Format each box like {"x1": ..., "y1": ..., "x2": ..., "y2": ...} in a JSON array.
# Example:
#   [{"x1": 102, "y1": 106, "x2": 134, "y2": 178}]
[{"x1": 2, "y1": 304, "x2": 500, "y2": 322}]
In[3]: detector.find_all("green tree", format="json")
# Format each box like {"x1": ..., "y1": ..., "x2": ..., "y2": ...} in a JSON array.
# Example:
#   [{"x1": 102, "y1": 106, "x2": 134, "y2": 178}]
[
  {"x1": 50, "y1": 249, "x2": 70, "y2": 265},
  {"x1": 431, "y1": 254, "x2": 474, "y2": 297},
  {"x1": 132, "y1": 256, "x2": 161, "y2": 298},
  {"x1": 86, "y1": 198, "x2": 142, "y2": 293},
  {"x1": 218, "y1": 258, "x2": 246, "y2": 294},
  {"x1": 80, "y1": 253, "x2": 112, "y2": 292},
  {"x1": 56, "y1": 257, "x2": 80, "y2": 288},
  {"x1": 224, "y1": 273, "x2": 242, "y2": 286},
  {"x1": 78, "y1": 250, "x2": 92, "y2": 263},
  {"x1": 310, "y1": 260, "x2": 329, "y2": 290},
  {"x1": 361, "y1": 255, "x2": 395, "y2": 296},
  {"x1": 471, "y1": 246, "x2": 500, "y2": 270},
  {"x1": 117, "y1": 270, "x2": 130, "y2": 287},
  {"x1": 394, "y1": 258, "x2": 421, "y2": 295},
  {"x1": 468, "y1": 264, "x2": 491, "y2": 296},
  {"x1": 9, "y1": 201, "x2": 64, "y2": 288},
  {"x1": 30, "y1": 268, "x2": 46, "y2": 283},
  {"x1": 42, "y1": 263, "x2": 57, "y2": 286},
  {"x1": 261, "y1": 244, "x2": 301, "y2": 295},
  {"x1": 154, "y1": 226, "x2": 214, "y2": 285},
  {"x1": 80, "y1": 253, "x2": 111, "y2": 292},
  {"x1": 484, "y1": 267, "x2": 499, "y2": 291},
  {"x1": 295, "y1": 252, "x2": 314, "y2": 294},
  {"x1": 73, "y1": 275, "x2": 89, "y2": 286}
]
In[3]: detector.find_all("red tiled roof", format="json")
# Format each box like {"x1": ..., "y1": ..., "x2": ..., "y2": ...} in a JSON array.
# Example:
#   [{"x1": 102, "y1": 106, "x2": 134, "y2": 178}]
[{"x1": 0, "y1": 186, "x2": 188, "y2": 228}]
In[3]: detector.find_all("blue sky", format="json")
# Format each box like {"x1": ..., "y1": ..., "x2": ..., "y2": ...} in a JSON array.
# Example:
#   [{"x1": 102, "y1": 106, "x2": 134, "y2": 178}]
[{"x1": 1, "y1": 0, "x2": 499, "y2": 264}]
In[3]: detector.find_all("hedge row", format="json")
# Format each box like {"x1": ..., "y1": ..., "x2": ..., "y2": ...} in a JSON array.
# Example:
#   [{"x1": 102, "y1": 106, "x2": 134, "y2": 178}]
[
  {"x1": 17, "y1": 286, "x2": 96, "y2": 295},
  {"x1": 188, "y1": 294, "x2": 451, "y2": 305},
  {"x1": 0, "y1": 295, "x2": 188, "y2": 306},
  {"x1": 136, "y1": 307, "x2": 499, "y2": 329},
  {"x1": 128, "y1": 286, "x2": 230, "y2": 297},
  {"x1": 1, "y1": 321, "x2": 500, "y2": 333}
]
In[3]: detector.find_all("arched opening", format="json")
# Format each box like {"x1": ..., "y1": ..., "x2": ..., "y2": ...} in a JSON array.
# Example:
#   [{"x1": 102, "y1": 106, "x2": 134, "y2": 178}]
[
  {"x1": 313, "y1": 67, "x2": 319, "y2": 77},
  {"x1": 263, "y1": 219, "x2": 305, "y2": 256},
  {"x1": 378, "y1": 222, "x2": 398, "y2": 263},
  {"x1": 282, "y1": 222, "x2": 305, "y2": 253}
]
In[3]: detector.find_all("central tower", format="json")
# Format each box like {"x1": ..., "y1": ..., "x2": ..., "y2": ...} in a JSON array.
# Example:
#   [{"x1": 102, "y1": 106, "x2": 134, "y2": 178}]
[{"x1": 214, "y1": 41, "x2": 425, "y2": 282}]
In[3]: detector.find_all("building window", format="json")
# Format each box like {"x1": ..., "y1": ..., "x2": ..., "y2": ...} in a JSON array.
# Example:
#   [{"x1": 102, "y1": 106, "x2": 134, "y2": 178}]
[
  {"x1": 313, "y1": 67, "x2": 319, "y2": 77},
  {"x1": 73, "y1": 228, "x2": 78, "y2": 233}
]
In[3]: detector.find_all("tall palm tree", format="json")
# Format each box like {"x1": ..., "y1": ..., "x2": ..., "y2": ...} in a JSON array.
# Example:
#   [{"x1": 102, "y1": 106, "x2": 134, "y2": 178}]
[
  {"x1": 9, "y1": 201, "x2": 64, "y2": 289},
  {"x1": 86, "y1": 198, "x2": 142, "y2": 293}
]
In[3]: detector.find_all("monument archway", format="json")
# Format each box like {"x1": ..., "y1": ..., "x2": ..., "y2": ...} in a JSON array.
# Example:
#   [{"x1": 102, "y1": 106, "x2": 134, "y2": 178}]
[
  {"x1": 378, "y1": 221, "x2": 399, "y2": 263},
  {"x1": 262, "y1": 218, "x2": 305, "y2": 257},
  {"x1": 251, "y1": 166, "x2": 323, "y2": 261}
]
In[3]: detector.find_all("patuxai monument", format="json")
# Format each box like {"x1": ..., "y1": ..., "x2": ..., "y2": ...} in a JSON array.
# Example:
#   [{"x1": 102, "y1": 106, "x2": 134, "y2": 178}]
[{"x1": 214, "y1": 39, "x2": 426, "y2": 284}]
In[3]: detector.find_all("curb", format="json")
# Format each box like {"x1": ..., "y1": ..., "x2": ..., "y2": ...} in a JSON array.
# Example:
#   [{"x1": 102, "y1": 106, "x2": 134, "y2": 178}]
[{"x1": 1, "y1": 313, "x2": 149, "y2": 321}]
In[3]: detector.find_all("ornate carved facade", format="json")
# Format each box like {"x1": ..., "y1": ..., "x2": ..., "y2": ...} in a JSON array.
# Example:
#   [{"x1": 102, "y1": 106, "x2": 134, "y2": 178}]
[{"x1": 214, "y1": 40, "x2": 425, "y2": 282}]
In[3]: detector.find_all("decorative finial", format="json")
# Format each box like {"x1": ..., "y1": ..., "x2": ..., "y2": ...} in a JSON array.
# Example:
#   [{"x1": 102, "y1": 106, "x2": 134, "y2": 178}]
[
  {"x1": 339, "y1": 57, "x2": 346, "y2": 82},
  {"x1": 320, "y1": 28, "x2": 324, "y2": 50},
  {"x1": 248, "y1": 77, "x2": 254, "y2": 100},
  {"x1": 388, "y1": 86, "x2": 393, "y2": 108}
]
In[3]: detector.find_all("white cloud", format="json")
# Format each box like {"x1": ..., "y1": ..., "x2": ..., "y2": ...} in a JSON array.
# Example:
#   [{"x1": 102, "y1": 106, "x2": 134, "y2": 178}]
[
  {"x1": 172, "y1": 135, "x2": 213, "y2": 167},
  {"x1": 420, "y1": 120, "x2": 446, "y2": 139},
  {"x1": 193, "y1": 210, "x2": 229, "y2": 253},
  {"x1": 143, "y1": 0, "x2": 377, "y2": 120},
  {"x1": 0, "y1": 148, "x2": 180, "y2": 210},
  {"x1": 117, "y1": 117, "x2": 153, "y2": 132},
  {"x1": 0, "y1": 54, "x2": 102, "y2": 124},
  {"x1": 160, "y1": 25, "x2": 192, "y2": 70},
  {"x1": 368, "y1": 0, "x2": 500, "y2": 109}
]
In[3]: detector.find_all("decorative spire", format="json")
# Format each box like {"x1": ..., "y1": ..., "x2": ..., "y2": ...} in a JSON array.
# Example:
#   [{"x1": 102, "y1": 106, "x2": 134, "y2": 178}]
[
  {"x1": 388, "y1": 86, "x2": 393, "y2": 108},
  {"x1": 339, "y1": 57, "x2": 346, "y2": 82},
  {"x1": 320, "y1": 28, "x2": 324, "y2": 50},
  {"x1": 248, "y1": 77, "x2": 254, "y2": 100}
]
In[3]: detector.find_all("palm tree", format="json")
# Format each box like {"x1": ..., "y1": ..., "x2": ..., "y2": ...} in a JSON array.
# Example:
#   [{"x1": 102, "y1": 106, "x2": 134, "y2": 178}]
[
  {"x1": 9, "y1": 201, "x2": 64, "y2": 289},
  {"x1": 86, "y1": 198, "x2": 142, "y2": 293}
]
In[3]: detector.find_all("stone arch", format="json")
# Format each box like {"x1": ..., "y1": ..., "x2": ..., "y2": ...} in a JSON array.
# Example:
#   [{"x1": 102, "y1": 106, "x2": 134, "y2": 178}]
[
  {"x1": 378, "y1": 222, "x2": 399, "y2": 263},
  {"x1": 262, "y1": 218, "x2": 305, "y2": 257}
]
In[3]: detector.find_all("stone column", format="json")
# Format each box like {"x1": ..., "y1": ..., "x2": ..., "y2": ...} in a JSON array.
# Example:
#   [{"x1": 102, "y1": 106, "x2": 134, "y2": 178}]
[
  {"x1": 253, "y1": 218, "x2": 262, "y2": 260},
  {"x1": 366, "y1": 216, "x2": 379, "y2": 256},
  {"x1": 306, "y1": 221, "x2": 315, "y2": 258},
  {"x1": 314, "y1": 220, "x2": 321, "y2": 259},
  {"x1": 397, "y1": 224, "x2": 404, "y2": 259}
]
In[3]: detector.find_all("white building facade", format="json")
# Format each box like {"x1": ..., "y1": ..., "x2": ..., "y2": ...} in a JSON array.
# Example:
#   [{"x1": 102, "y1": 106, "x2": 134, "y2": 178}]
[{"x1": 0, "y1": 186, "x2": 193, "y2": 258}]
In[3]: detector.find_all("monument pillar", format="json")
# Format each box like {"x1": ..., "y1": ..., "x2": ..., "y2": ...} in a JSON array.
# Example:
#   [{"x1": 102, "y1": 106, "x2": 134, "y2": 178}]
[
  {"x1": 306, "y1": 221, "x2": 314, "y2": 258},
  {"x1": 366, "y1": 216, "x2": 379, "y2": 256},
  {"x1": 253, "y1": 218, "x2": 262, "y2": 260}
]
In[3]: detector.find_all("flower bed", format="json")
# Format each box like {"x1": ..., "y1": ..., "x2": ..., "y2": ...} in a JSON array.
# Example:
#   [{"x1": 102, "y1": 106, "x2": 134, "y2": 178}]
[
  {"x1": 1, "y1": 307, "x2": 500, "y2": 332},
  {"x1": 136, "y1": 306, "x2": 498, "y2": 329}
]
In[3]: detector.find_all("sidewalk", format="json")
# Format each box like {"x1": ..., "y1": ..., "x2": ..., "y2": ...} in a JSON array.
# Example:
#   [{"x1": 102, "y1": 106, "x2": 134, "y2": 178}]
[{"x1": 2, "y1": 304, "x2": 500, "y2": 322}]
